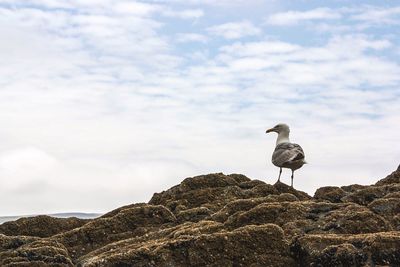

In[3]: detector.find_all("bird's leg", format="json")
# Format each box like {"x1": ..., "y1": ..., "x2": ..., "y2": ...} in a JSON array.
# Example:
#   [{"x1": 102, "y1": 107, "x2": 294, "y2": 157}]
[
  {"x1": 277, "y1": 168, "x2": 282, "y2": 183},
  {"x1": 291, "y1": 170, "x2": 294, "y2": 188}
]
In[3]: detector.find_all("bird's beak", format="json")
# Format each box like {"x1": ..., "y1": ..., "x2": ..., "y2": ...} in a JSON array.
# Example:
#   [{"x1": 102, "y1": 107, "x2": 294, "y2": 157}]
[{"x1": 266, "y1": 128, "x2": 275, "y2": 133}]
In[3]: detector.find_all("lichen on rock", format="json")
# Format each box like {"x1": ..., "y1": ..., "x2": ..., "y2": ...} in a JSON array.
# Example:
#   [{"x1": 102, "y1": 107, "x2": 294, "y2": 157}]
[{"x1": 1, "y1": 167, "x2": 399, "y2": 266}]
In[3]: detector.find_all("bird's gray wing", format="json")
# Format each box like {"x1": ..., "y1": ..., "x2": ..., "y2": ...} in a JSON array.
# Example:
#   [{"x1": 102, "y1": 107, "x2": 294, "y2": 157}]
[{"x1": 272, "y1": 143, "x2": 305, "y2": 166}]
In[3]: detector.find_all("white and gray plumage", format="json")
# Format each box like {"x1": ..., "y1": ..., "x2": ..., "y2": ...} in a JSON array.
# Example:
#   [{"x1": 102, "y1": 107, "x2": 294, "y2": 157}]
[{"x1": 266, "y1": 123, "x2": 306, "y2": 187}]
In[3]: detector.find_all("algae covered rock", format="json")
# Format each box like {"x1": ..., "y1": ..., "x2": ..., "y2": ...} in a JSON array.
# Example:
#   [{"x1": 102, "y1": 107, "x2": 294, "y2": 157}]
[
  {"x1": 1, "y1": 168, "x2": 400, "y2": 266},
  {"x1": 342, "y1": 184, "x2": 400, "y2": 206},
  {"x1": 149, "y1": 173, "x2": 249, "y2": 213},
  {"x1": 79, "y1": 224, "x2": 294, "y2": 267},
  {"x1": 314, "y1": 186, "x2": 347, "y2": 203},
  {"x1": 225, "y1": 201, "x2": 308, "y2": 229},
  {"x1": 149, "y1": 173, "x2": 310, "y2": 217},
  {"x1": 311, "y1": 203, "x2": 391, "y2": 234},
  {"x1": 376, "y1": 168, "x2": 400, "y2": 185},
  {"x1": 176, "y1": 207, "x2": 212, "y2": 223},
  {"x1": 291, "y1": 231, "x2": 400, "y2": 266},
  {"x1": 0, "y1": 235, "x2": 73, "y2": 267},
  {"x1": 55, "y1": 204, "x2": 177, "y2": 259},
  {"x1": 273, "y1": 181, "x2": 311, "y2": 200},
  {"x1": 0, "y1": 215, "x2": 89, "y2": 238}
]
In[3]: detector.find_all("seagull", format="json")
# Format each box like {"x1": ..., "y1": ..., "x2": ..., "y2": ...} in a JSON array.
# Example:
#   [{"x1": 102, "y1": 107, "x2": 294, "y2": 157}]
[{"x1": 266, "y1": 123, "x2": 306, "y2": 187}]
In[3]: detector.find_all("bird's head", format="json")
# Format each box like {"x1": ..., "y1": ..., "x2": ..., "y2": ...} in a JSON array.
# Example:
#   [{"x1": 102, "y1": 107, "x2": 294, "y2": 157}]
[{"x1": 266, "y1": 123, "x2": 290, "y2": 134}]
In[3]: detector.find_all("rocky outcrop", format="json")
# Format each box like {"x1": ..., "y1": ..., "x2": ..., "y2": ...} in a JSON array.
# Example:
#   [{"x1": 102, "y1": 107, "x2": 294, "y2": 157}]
[
  {"x1": 1, "y1": 167, "x2": 399, "y2": 266},
  {"x1": 314, "y1": 186, "x2": 347, "y2": 203},
  {"x1": 54, "y1": 205, "x2": 177, "y2": 259},
  {"x1": 291, "y1": 231, "x2": 400, "y2": 266},
  {"x1": 376, "y1": 169, "x2": 400, "y2": 185},
  {"x1": 79, "y1": 224, "x2": 294, "y2": 267},
  {"x1": 0, "y1": 215, "x2": 90, "y2": 238},
  {"x1": 0, "y1": 236, "x2": 73, "y2": 267}
]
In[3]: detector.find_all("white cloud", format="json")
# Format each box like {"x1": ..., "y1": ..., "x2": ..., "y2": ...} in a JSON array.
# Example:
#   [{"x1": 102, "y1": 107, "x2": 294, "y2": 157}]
[
  {"x1": 162, "y1": 8, "x2": 204, "y2": 19},
  {"x1": 176, "y1": 33, "x2": 208, "y2": 43},
  {"x1": 217, "y1": 35, "x2": 398, "y2": 87},
  {"x1": 266, "y1": 6, "x2": 400, "y2": 30},
  {"x1": 0, "y1": 0, "x2": 72, "y2": 9},
  {"x1": 207, "y1": 20, "x2": 261, "y2": 39},
  {"x1": 220, "y1": 40, "x2": 300, "y2": 56},
  {"x1": 0, "y1": 2, "x2": 399, "y2": 216},
  {"x1": 0, "y1": 148, "x2": 58, "y2": 189},
  {"x1": 151, "y1": 0, "x2": 264, "y2": 7},
  {"x1": 351, "y1": 6, "x2": 400, "y2": 25},
  {"x1": 113, "y1": 2, "x2": 160, "y2": 16},
  {"x1": 266, "y1": 8, "x2": 342, "y2": 25}
]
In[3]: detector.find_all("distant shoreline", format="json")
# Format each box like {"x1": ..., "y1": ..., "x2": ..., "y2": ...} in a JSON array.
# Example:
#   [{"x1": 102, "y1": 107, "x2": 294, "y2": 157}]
[{"x1": 0, "y1": 212, "x2": 101, "y2": 224}]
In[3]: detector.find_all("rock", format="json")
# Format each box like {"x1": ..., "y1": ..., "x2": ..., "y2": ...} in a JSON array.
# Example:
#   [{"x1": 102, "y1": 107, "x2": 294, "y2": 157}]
[
  {"x1": 237, "y1": 179, "x2": 265, "y2": 189},
  {"x1": 275, "y1": 193, "x2": 299, "y2": 202},
  {"x1": 318, "y1": 243, "x2": 366, "y2": 267},
  {"x1": 100, "y1": 203, "x2": 148, "y2": 218},
  {"x1": 149, "y1": 173, "x2": 247, "y2": 213},
  {"x1": 312, "y1": 203, "x2": 391, "y2": 234},
  {"x1": 368, "y1": 197, "x2": 400, "y2": 230},
  {"x1": 227, "y1": 173, "x2": 252, "y2": 183},
  {"x1": 342, "y1": 184, "x2": 400, "y2": 206},
  {"x1": 0, "y1": 236, "x2": 73, "y2": 266},
  {"x1": 0, "y1": 215, "x2": 90, "y2": 238},
  {"x1": 368, "y1": 198, "x2": 400, "y2": 216},
  {"x1": 273, "y1": 181, "x2": 311, "y2": 200},
  {"x1": 225, "y1": 201, "x2": 308, "y2": 230},
  {"x1": 79, "y1": 224, "x2": 295, "y2": 267},
  {"x1": 314, "y1": 186, "x2": 347, "y2": 203},
  {"x1": 291, "y1": 231, "x2": 400, "y2": 266},
  {"x1": 78, "y1": 220, "x2": 225, "y2": 265},
  {"x1": 211, "y1": 197, "x2": 270, "y2": 223},
  {"x1": 384, "y1": 191, "x2": 400, "y2": 199},
  {"x1": 2, "y1": 168, "x2": 400, "y2": 265},
  {"x1": 176, "y1": 207, "x2": 212, "y2": 223},
  {"x1": 376, "y1": 169, "x2": 400, "y2": 185},
  {"x1": 149, "y1": 173, "x2": 309, "y2": 216},
  {"x1": 340, "y1": 184, "x2": 367, "y2": 193},
  {"x1": 211, "y1": 194, "x2": 299, "y2": 223},
  {"x1": 55, "y1": 205, "x2": 177, "y2": 259},
  {"x1": 250, "y1": 183, "x2": 279, "y2": 196},
  {"x1": 0, "y1": 234, "x2": 39, "y2": 251}
]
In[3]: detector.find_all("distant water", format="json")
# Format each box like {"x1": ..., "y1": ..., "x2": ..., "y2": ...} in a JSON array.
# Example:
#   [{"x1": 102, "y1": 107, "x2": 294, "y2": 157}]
[{"x1": 0, "y1": 212, "x2": 101, "y2": 224}]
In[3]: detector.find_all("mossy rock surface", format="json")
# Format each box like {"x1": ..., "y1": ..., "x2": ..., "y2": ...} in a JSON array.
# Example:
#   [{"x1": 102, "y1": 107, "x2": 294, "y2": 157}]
[{"x1": 1, "y1": 168, "x2": 399, "y2": 266}]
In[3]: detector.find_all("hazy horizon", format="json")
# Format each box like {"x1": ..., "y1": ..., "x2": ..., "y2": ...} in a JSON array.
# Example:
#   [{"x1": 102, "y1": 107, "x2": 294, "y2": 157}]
[
  {"x1": 0, "y1": 212, "x2": 101, "y2": 224},
  {"x1": 1, "y1": 0, "x2": 399, "y2": 216}
]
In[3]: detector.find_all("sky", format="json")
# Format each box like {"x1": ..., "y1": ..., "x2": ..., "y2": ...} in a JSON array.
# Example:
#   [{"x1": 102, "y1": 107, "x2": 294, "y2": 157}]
[{"x1": 0, "y1": 0, "x2": 399, "y2": 216}]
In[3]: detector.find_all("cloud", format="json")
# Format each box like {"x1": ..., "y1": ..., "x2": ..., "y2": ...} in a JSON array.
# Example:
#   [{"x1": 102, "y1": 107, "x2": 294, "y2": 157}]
[
  {"x1": 151, "y1": 0, "x2": 264, "y2": 7},
  {"x1": 0, "y1": 148, "x2": 58, "y2": 189},
  {"x1": 0, "y1": 2, "x2": 399, "y2": 216},
  {"x1": 220, "y1": 40, "x2": 300, "y2": 56},
  {"x1": 112, "y1": 2, "x2": 161, "y2": 16},
  {"x1": 176, "y1": 33, "x2": 208, "y2": 43},
  {"x1": 216, "y1": 34, "x2": 398, "y2": 87},
  {"x1": 207, "y1": 20, "x2": 261, "y2": 39},
  {"x1": 266, "y1": 6, "x2": 400, "y2": 30},
  {"x1": 351, "y1": 6, "x2": 400, "y2": 25},
  {"x1": 162, "y1": 8, "x2": 204, "y2": 19},
  {"x1": 266, "y1": 8, "x2": 342, "y2": 25}
]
